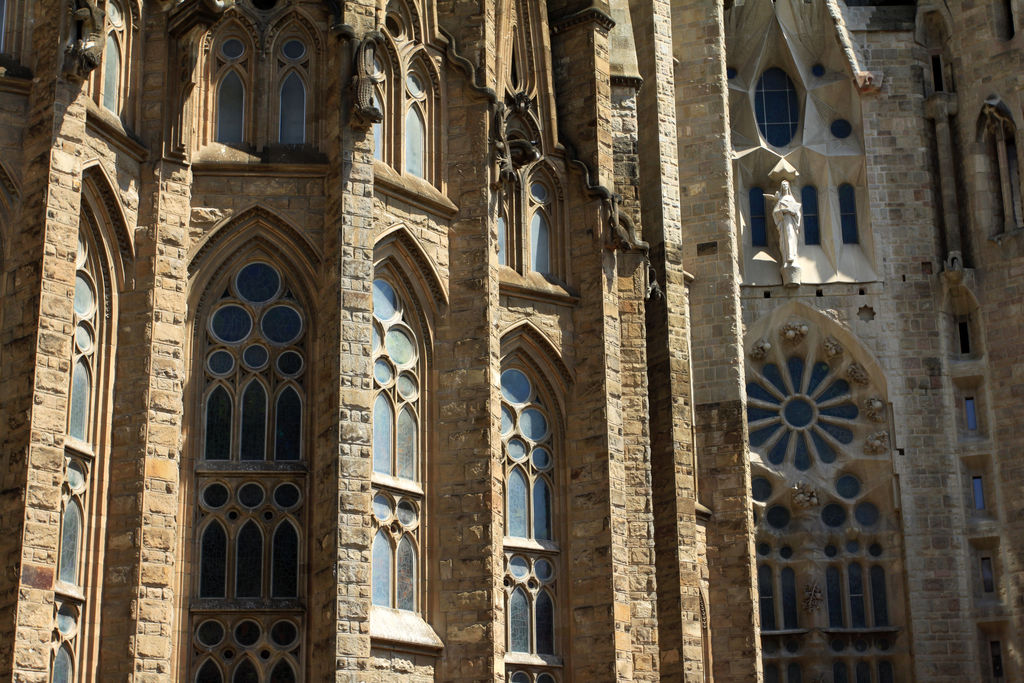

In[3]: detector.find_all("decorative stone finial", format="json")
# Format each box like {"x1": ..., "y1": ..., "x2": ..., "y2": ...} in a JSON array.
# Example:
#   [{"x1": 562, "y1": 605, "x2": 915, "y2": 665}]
[
  {"x1": 846, "y1": 362, "x2": 869, "y2": 386},
  {"x1": 750, "y1": 337, "x2": 773, "y2": 360},
  {"x1": 780, "y1": 320, "x2": 809, "y2": 345},
  {"x1": 823, "y1": 336, "x2": 844, "y2": 359},
  {"x1": 863, "y1": 397, "x2": 886, "y2": 422},
  {"x1": 864, "y1": 431, "x2": 890, "y2": 455},
  {"x1": 792, "y1": 482, "x2": 818, "y2": 509}
]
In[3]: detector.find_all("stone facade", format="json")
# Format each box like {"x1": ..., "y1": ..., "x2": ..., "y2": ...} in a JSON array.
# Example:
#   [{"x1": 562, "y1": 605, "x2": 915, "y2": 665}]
[{"x1": 0, "y1": 0, "x2": 1021, "y2": 681}]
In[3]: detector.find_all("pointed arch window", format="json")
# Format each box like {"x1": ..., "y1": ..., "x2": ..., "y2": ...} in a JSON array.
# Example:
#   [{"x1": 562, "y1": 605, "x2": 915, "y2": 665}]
[
  {"x1": 211, "y1": 33, "x2": 251, "y2": 145},
  {"x1": 405, "y1": 71, "x2": 427, "y2": 178},
  {"x1": 190, "y1": 260, "x2": 307, "y2": 681},
  {"x1": 501, "y1": 365, "x2": 560, "y2": 669},
  {"x1": 981, "y1": 103, "x2": 1023, "y2": 234},
  {"x1": 371, "y1": 278, "x2": 424, "y2": 613},
  {"x1": 217, "y1": 71, "x2": 245, "y2": 144},
  {"x1": 277, "y1": 36, "x2": 311, "y2": 145},
  {"x1": 98, "y1": 1, "x2": 130, "y2": 115},
  {"x1": 526, "y1": 179, "x2": 556, "y2": 276}
]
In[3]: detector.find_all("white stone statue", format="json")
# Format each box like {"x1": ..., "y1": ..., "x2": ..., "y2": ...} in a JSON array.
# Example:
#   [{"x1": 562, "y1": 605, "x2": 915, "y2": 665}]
[{"x1": 768, "y1": 179, "x2": 802, "y2": 286}]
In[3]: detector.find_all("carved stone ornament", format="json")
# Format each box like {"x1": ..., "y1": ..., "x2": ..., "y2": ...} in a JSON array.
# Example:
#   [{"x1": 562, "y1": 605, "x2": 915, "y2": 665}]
[
  {"x1": 767, "y1": 179, "x2": 802, "y2": 287},
  {"x1": 803, "y1": 581, "x2": 823, "y2": 612},
  {"x1": 168, "y1": 0, "x2": 235, "y2": 38},
  {"x1": 750, "y1": 337, "x2": 773, "y2": 361},
  {"x1": 864, "y1": 430, "x2": 890, "y2": 455},
  {"x1": 823, "y1": 336, "x2": 844, "y2": 359},
  {"x1": 64, "y1": 0, "x2": 105, "y2": 81},
  {"x1": 846, "y1": 362, "x2": 869, "y2": 386},
  {"x1": 351, "y1": 32, "x2": 385, "y2": 127},
  {"x1": 780, "y1": 320, "x2": 809, "y2": 345},
  {"x1": 863, "y1": 396, "x2": 886, "y2": 422},
  {"x1": 792, "y1": 482, "x2": 818, "y2": 509}
]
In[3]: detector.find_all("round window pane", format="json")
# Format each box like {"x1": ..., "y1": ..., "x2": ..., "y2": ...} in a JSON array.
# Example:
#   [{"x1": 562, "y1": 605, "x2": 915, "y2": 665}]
[
  {"x1": 765, "y1": 505, "x2": 790, "y2": 529},
  {"x1": 261, "y1": 305, "x2": 303, "y2": 345},
  {"x1": 234, "y1": 620, "x2": 261, "y2": 646},
  {"x1": 221, "y1": 38, "x2": 245, "y2": 60},
  {"x1": 276, "y1": 350, "x2": 303, "y2": 377},
  {"x1": 207, "y1": 350, "x2": 235, "y2": 375},
  {"x1": 751, "y1": 476, "x2": 772, "y2": 502},
  {"x1": 235, "y1": 263, "x2": 280, "y2": 303},
  {"x1": 374, "y1": 359, "x2": 394, "y2": 385},
  {"x1": 812, "y1": 63, "x2": 826, "y2": 77},
  {"x1": 519, "y1": 408, "x2": 548, "y2": 441},
  {"x1": 211, "y1": 305, "x2": 253, "y2": 343},
  {"x1": 273, "y1": 483, "x2": 301, "y2": 508},
  {"x1": 538, "y1": 674, "x2": 556, "y2": 683},
  {"x1": 282, "y1": 39, "x2": 306, "y2": 60},
  {"x1": 836, "y1": 474, "x2": 861, "y2": 499},
  {"x1": 270, "y1": 620, "x2": 297, "y2": 647},
  {"x1": 531, "y1": 183, "x2": 549, "y2": 203},
  {"x1": 869, "y1": 543, "x2": 883, "y2": 557},
  {"x1": 372, "y1": 494, "x2": 392, "y2": 521},
  {"x1": 372, "y1": 56, "x2": 384, "y2": 77},
  {"x1": 535, "y1": 558, "x2": 553, "y2": 581},
  {"x1": 76, "y1": 236, "x2": 88, "y2": 267},
  {"x1": 238, "y1": 483, "x2": 265, "y2": 508},
  {"x1": 107, "y1": 1, "x2": 124, "y2": 26},
  {"x1": 532, "y1": 447, "x2": 551, "y2": 469},
  {"x1": 203, "y1": 483, "x2": 230, "y2": 508},
  {"x1": 243, "y1": 344, "x2": 269, "y2": 370},
  {"x1": 373, "y1": 280, "x2": 399, "y2": 320},
  {"x1": 197, "y1": 620, "x2": 225, "y2": 647},
  {"x1": 56, "y1": 603, "x2": 77, "y2": 635},
  {"x1": 780, "y1": 545, "x2": 793, "y2": 559},
  {"x1": 397, "y1": 373, "x2": 418, "y2": 400},
  {"x1": 500, "y1": 369, "x2": 531, "y2": 405},
  {"x1": 754, "y1": 67, "x2": 800, "y2": 147},
  {"x1": 74, "y1": 273, "x2": 95, "y2": 317},
  {"x1": 854, "y1": 502, "x2": 879, "y2": 526},
  {"x1": 845, "y1": 540, "x2": 859, "y2": 553},
  {"x1": 511, "y1": 673, "x2": 530, "y2": 683},
  {"x1": 507, "y1": 438, "x2": 527, "y2": 461},
  {"x1": 757, "y1": 542, "x2": 771, "y2": 556},
  {"x1": 509, "y1": 555, "x2": 529, "y2": 578},
  {"x1": 831, "y1": 119, "x2": 852, "y2": 139},
  {"x1": 821, "y1": 503, "x2": 847, "y2": 527},
  {"x1": 75, "y1": 323, "x2": 94, "y2": 353},
  {"x1": 67, "y1": 460, "x2": 87, "y2": 492},
  {"x1": 500, "y1": 406, "x2": 514, "y2": 436},
  {"x1": 726, "y1": 66, "x2": 737, "y2": 79},
  {"x1": 397, "y1": 500, "x2": 417, "y2": 527},
  {"x1": 824, "y1": 544, "x2": 837, "y2": 557},
  {"x1": 384, "y1": 328, "x2": 416, "y2": 365},
  {"x1": 407, "y1": 73, "x2": 424, "y2": 97}
]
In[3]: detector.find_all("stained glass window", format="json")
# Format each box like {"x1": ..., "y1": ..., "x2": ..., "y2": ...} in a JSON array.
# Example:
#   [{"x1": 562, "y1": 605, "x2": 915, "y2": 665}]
[
  {"x1": 801, "y1": 186, "x2": 820, "y2": 245},
  {"x1": 758, "y1": 564, "x2": 776, "y2": 630},
  {"x1": 750, "y1": 188, "x2": 767, "y2": 247},
  {"x1": 103, "y1": 35, "x2": 120, "y2": 112},
  {"x1": 838, "y1": 184, "x2": 859, "y2": 244},
  {"x1": 406, "y1": 107, "x2": 425, "y2": 177},
  {"x1": 217, "y1": 71, "x2": 245, "y2": 144},
  {"x1": 754, "y1": 68, "x2": 800, "y2": 146},
  {"x1": 279, "y1": 73, "x2": 306, "y2": 144},
  {"x1": 530, "y1": 212, "x2": 550, "y2": 274}
]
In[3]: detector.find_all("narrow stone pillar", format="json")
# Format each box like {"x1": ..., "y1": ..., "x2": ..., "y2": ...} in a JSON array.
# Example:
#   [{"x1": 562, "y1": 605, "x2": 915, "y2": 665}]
[{"x1": 924, "y1": 93, "x2": 963, "y2": 257}]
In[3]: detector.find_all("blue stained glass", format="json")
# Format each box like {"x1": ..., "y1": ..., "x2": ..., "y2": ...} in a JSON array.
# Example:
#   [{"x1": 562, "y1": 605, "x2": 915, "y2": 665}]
[
  {"x1": 372, "y1": 531, "x2": 391, "y2": 606},
  {"x1": 509, "y1": 588, "x2": 529, "y2": 652},
  {"x1": 831, "y1": 119, "x2": 852, "y2": 139},
  {"x1": 69, "y1": 359, "x2": 91, "y2": 441},
  {"x1": 235, "y1": 522, "x2": 262, "y2": 598},
  {"x1": 208, "y1": 350, "x2": 234, "y2": 375},
  {"x1": 850, "y1": 563, "x2": 866, "y2": 628},
  {"x1": 275, "y1": 388, "x2": 302, "y2": 460},
  {"x1": 508, "y1": 469, "x2": 528, "y2": 537},
  {"x1": 827, "y1": 566, "x2": 843, "y2": 627},
  {"x1": 507, "y1": 438, "x2": 527, "y2": 461},
  {"x1": 196, "y1": 659, "x2": 222, "y2": 683},
  {"x1": 262, "y1": 306, "x2": 303, "y2": 345},
  {"x1": 396, "y1": 536, "x2": 415, "y2": 610},
  {"x1": 205, "y1": 386, "x2": 232, "y2": 460},
  {"x1": 277, "y1": 351, "x2": 303, "y2": 376},
  {"x1": 839, "y1": 184, "x2": 859, "y2": 244},
  {"x1": 501, "y1": 406, "x2": 514, "y2": 435},
  {"x1": 243, "y1": 344, "x2": 268, "y2": 369},
  {"x1": 748, "y1": 406, "x2": 778, "y2": 422},
  {"x1": 58, "y1": 501, "x2": 82, "y2": 584},
  {"x1": 236, "y1": 263, "x2": 280, "y2": 303},
  {"x1": 811, "y1": 63, "x2": 825, "y2": 77},
  {"x1": 532, "y1": 447, "x2": 551, "y2": 469},
  {"x1": 807, "y1": 362, "x2": 830, "y2": 394},
  {"x1": 200, "y1": 522, "x2": 227, "y2": 598},
  {"x1": 754, "y1": 68, "x2": 800, "y2": 147},
  {"x1": 519, "y1": 408, "x2": 548, "y2": 440},
  {"x1": 397, "y1": 407, "x2": 416, "y2": 480},
  {"x1": 747, "y1": 381, "x2": 781, "y2": 404},
  {"x1": 750, "y1": 188, "x2": 767, "y2": 247},
  {"x1": 211, "y1": 305, "x2": 252, "y2": 343},
  {"x1": 833, "y1": 663, "x2": 849, "y2": 683},
  {"x1": 802, "y1": 186, "x2": 820, "y2": 245},
  {"x1": 535, "y1": 558, "x2": 553, "y2": 581},
  {"x1": 762, "y1": 364, "x2": 788, "y2": 395},
  {"x1": 269, "y1": 661, "x2": 296, "y2": 683},
  {"x1": 536, "y1": 590, "x2": 554, "y2": 654},
  {"x1": 811, "y1": 429, "x2": 837, "y2": 463},
  {"x1": 501, "y1": 369, "x2": 531, "y2": 404},
  {"x1": 817, "y1": 421, "x2": 854, "y2": 445},
  {"x1": 766, "y1": 505, "x2": 790, "y2": 529},
  {"x1": 836, "y1": 475, "x2": 861, "y2": 499},
  {"x1": 793, "y1": 433, "x2": 811, "y2": 471},
  {"x1": 233, "y1": 659, "x2": 259, "y2": 683},
  {"x1": 374, "y1": 359, "x2": 393, "y2": 385},
  {"x1": 56, "y1": 603, "x2": 76, "y2": 635},
  {"x1": 373, "y1": 280, "x2": 399, "y2": 320},
  {"x1": 758, "y1": 564, "x2": 776, "y2": 630},
  {"x1": 497, "y1": 216, "x2": 507, "y2": 265},
  {"x1": 871, "y1": 565, "x2": 889, "y2": 626},
  {"x1": 373, "y1": 394, "x2": 392, "y2": 474},
  {"x1": 752, "y1": 476, "x2": 772, "y2": 502},
  {"x1": 787, "y1": 357, "x2": 805, "y2": 392},
  {"x1": 783, "y1": 397, "x2": 814, "y2": 428},
  {"x1": 279, "y1": 72, "x2": 306, "y2": 144},
  {"x1": 816, "y1": 379, "x2": 850, "y2": 403},
  {"x1": 217, "y1": 71, "x2": 245, "y2": 144},
  {"x1": 819, "y1": 403, "x2": 859, "y2": 420},
  {"x1": 855, "y1": 502, "x2": 879, "y2": 526},
  {"x1": 530, "y1": 212, "x2": 550, "y2": 274},
  {"x1": 822, "y1": 503, "x2": 846, "y2": 527},
  {"x1": 75, "y1": 273, "x2": 94, "y2": 317},
  {"x1": 240, "y1": 381, "x2": 267, "y2": 461},
  {"x1": 750, "y1": 424, "x2": 781, "y2": 448},
  {"x1": 533, "y1": 478, "x2": 552, "y2": 540},
  {"x1": 52, "y1": 647, "x2": 73, "y2": 683},
  {"x1": 782, "y1": 567, "x2": 798, "y2": 629},
  {"x1": 767, "y1": 430, "x2": 791, "y2": 465}
]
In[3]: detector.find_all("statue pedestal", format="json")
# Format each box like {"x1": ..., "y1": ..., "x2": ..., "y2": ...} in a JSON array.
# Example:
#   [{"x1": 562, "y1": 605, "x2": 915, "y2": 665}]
[{"x1": 781, "y1": 264, "x2": 801, "y2": 288}]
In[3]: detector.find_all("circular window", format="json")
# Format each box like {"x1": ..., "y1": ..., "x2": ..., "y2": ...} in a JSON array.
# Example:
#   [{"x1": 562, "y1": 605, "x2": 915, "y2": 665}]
[
  {"x1": 824, "y1": 544, "x2": 838, "y2": 557},
  {"x1": 261, "y1": 305, "x2": 303, "y2": 345},
  {"x1": 519, "y1": 408, "x2": 548, "y2": 441},
  {"x1": 751, "y1": 476, "x2": 772, "y2": 502},
  {"x1": 397, "y1": 500, "x2": 417, "y2": 527},
  {"x1": 855, "y1": 502, "x2": 879, "y2": 526},
  {"x1": 397, "y1": 373, "x2": 418, "y2": 400},
  {"x1": 757, "y1": 542, "x2": 770, "y2": 556},
  {"x1": 211, "y1": 305, "x2": 253, "y2": 343},
  {"x1": 243, "y1": 344, "x2": 269, "y2": 370},
  {"x1": 836, "y1": 474, "x2": 861, "y2": 499},
  {"x1": 273, "y1": 483, "x2": 301, "y2": 509},
  {"x1": 238, "y1": 483, "x2": 265, "y2": 508},
  {"x1": 282, "y1": 39, "x2": 306, "y2": 61},
  {"x1": 372, "y1": 494, "x2": 392, "y2": 521},
  {"x1": 531, "y1": 183, "x2": 549, "y2": 203},
  {"x1": 407, "y1": 73, "x2": 425, "y2": 97},
  {"x1": 830, "y1": 118, "x2": 852, "y2": 139},
  {"x1": 203, "y1": 483, "x2": 230, "y2": 508},
  {"x1": 384, "y1": 328, "x2": 416, "y2": 365},
  {"x1": 779, "y1": 545, "x2": 793, "y2": 559},
  {"x1": 56, "y1": 603, "x2": 78, "y2": 636},
  {"x1": 197, "y1": 620, "x2": 225, "y2": 647},
  {"x1": 384, "y1": 13, "x2": 403, "y2": 37},
  {"x1": 783, "y1": 396, "x2": 814, "y2": 428},
  {"x1": 765, "y1": 505, "x2": 790, "y2": 529},
  {"x1": 75, "y1": 273, "x2": 96, "y2": 318},
  {"x1": 67, "y1": 460, "x2": 87, "y2": 492},
  {"x1": 812, "y1": 63, "x2": 826, "y2": 77},
  {"x1": 251, "y1": 0, "x2": 278, "y2": 10},
  {"x1": 869, "y1": 543, "x2": 883, "y2": 557},
  {"x1": 207, "y1": 350, "x2": 235, "y2": 376},
  {"x1": 821, "y1": 503, "x2": 847, "y2": 527},
  {"x1": 535, "y1": 558, "x2": 553, "y2": 581},
  {"x1": 501, "y1": 406, "x2": 515, "y2": 436},
  {"x1": 372, "y1": 280, "x2": 399, "y2": 320},
  {"x1": 270, "y1": 620, "x2": 297, "y2": 647},
  {"x1": 276, "y1": 350, "x2": 304, "y2": 377},
  {"x1": 507, "y1": 438, "x2": 527, "y2": 461},
  {"x1": 75, "y1": 322, "x2": 94, "y2": 353},
  {"x1": 500, "y1": 369, "x2": 531, "y2": 405},
  {"x1": 509, "y1": 555, "x2": 529, "y2": 578},
  {"x1": 754, "y1": 67, "x2": 800, "y2": 147},
  {"x1": 846, "y1": 540, "x2": 860, "y2": 553},
  {"x1": 234, "y1": 620, "x2": 261, "y2": 646},
  {"x1": 510, "y1": 672, "x2": 530, "y2": 683},
  {"x1": 374, "y1": 359, "x2": 394, "y2": 385},
  {"x1": 532, "y1": 447, "x2": 551, "y2": 470},
  {"x1": 108, "y1": 2, "x2": 124, "y2": 27},
  {"x1": 235, "y1": 262, "x2": 280, "y2": 303},
  {"x1": 221, "y1": 38, "x2": 245, "y2": 60}
]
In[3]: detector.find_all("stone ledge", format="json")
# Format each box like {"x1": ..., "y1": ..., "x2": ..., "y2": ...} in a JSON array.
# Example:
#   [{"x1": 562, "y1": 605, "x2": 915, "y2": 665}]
[{"x1": 369, "y1": 605, "x2": 443, "y2": 652}]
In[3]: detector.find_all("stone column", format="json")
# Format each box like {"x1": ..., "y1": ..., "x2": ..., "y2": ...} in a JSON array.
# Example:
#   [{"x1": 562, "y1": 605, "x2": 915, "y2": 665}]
[{"x1": 924, "y1": 93, "x2": 963, "y2": 259}]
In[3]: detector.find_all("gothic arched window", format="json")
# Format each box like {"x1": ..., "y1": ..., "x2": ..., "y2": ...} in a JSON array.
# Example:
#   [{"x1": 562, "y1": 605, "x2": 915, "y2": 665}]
[
  {"x1": 98, "y1": 1, "x2": 129, "y2": 115},
  {"x1": 404, "y1": 70, "x2": 427, "y2": 178},
  {"x1": 277, "y1": 37, "x2": 310, "y2": 144},
  {"x1": 371, "y1": 278, "x2": 423, "y2": 613},
  {"x1": 191, "y1": 260, "x2": 306, "y2": 682},
  {"x1": 212, "y1": 34, "x2": 251, "y2": 145}
]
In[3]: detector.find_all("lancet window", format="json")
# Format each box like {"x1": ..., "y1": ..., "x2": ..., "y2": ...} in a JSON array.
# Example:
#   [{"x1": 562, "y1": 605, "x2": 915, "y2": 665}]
[
  {"x1": 980, "y1": 102, "x2": 1023, "y2": 235},
  {"x1": 276, "y1": 36, "x2": 310, "y2": 144},
  {"x1": 501, "y1": 366, "x2": 559, "y2": 677},
  {"x1": 371, "y1": 278, "x2": 423, "y2": 613},
  {"x1": 191, "y1": 260, "x2": 306, "y2": 683},
  {"x1": 213, "y1": 33, "x2": 251, "y2": 145}
]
